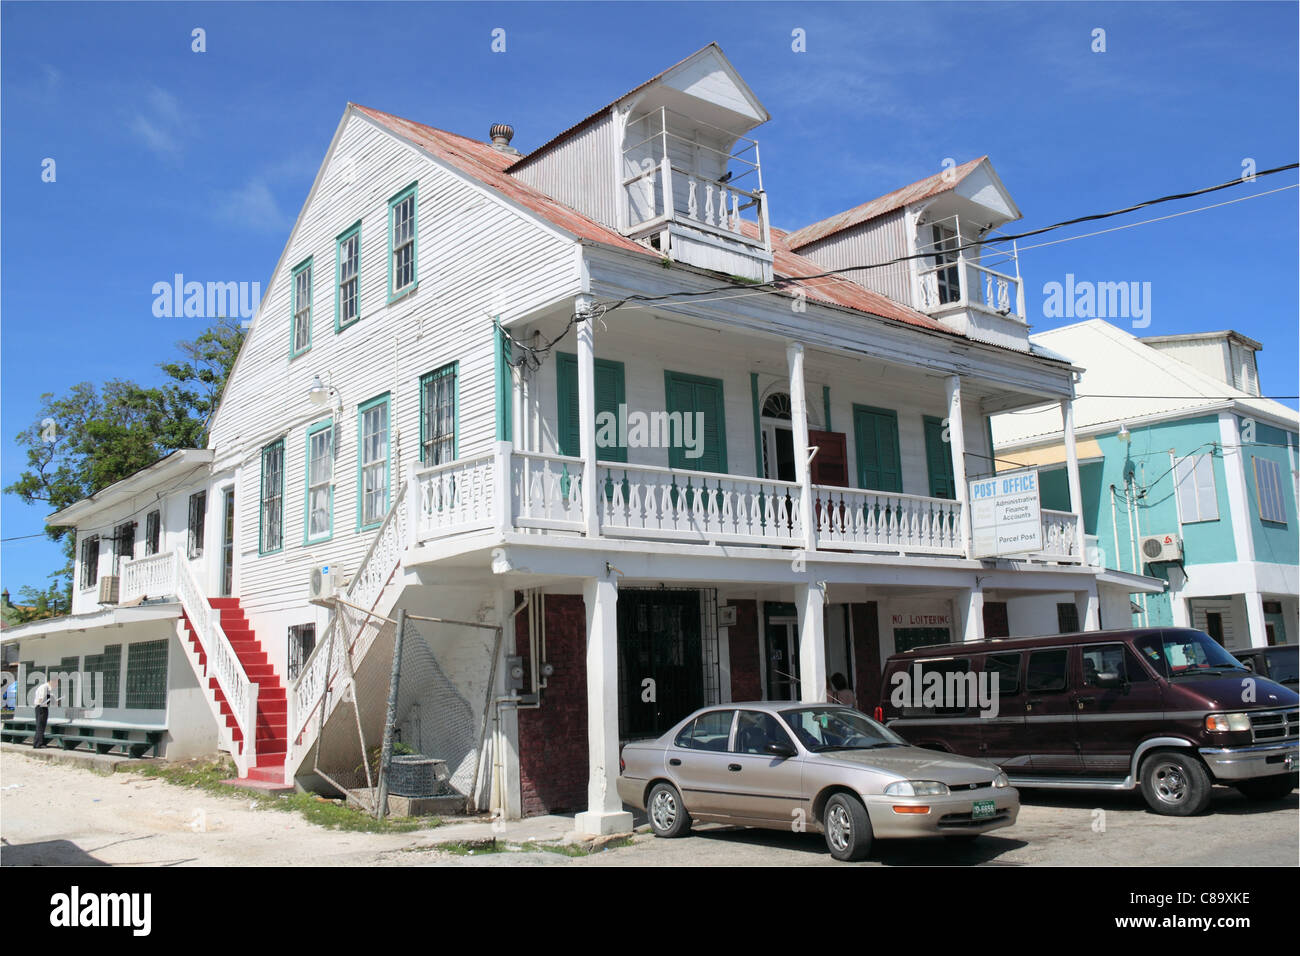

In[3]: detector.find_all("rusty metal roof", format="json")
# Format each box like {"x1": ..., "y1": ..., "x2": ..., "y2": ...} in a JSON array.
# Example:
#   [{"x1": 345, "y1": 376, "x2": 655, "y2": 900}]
[{"x1": 784, "y1": 157, "x2": 987, "y2": 249}]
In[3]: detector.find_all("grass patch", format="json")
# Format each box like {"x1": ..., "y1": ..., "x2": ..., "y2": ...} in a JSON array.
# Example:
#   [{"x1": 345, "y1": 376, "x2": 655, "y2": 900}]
[
  {"x1": 125, "y1": 757, "x2": 440, "y2": 834},
  {"x1": 419, "y1": 835, "x2": 635, "y2": 858}
]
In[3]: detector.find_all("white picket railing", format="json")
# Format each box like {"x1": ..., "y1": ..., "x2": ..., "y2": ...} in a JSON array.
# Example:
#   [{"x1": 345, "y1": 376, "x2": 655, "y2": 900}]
[
  {"x1": 171, "y1": 551, "x2": 258, "y2": 771},
  {"x1": 120, "y1": 551, "x2": 178, "y2": 602},
  {"x1": 512, "y1": 450, "x2": 586, "y2": 532},
  {"x1": 414, "y1": 455, "x2": 495, "y2": 538},
  {"x1": 598, "y1": 461, "x2": 803, "y2": 546},
  {"x1": 1039, "y1": 509, "x2": 1082, "y2": 562},
  {"x1": 287, "y1": 481, "x2": 408, "y2": 761},
  {"x1": 812, "y1": 486, "x2": 964, "y2": 555}
]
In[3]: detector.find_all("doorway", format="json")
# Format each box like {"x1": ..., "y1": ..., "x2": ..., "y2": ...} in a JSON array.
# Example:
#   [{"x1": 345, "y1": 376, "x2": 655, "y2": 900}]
[
  {"x1": 220, "y1": 488, "x2": 235, "y2": 597},
  {"x1": 763, "y1": 606, "x2": 799, "y2": 700},
  {"x1": 617, "y1": 589, "x2": 706, "y2": 740}
]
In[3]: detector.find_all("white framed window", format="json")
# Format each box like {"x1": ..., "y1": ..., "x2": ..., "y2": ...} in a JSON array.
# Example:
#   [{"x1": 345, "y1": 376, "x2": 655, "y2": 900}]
[
  {"x1": 80, "y1": 534, "x2": 100, "y2": 590},
  {"x1": 1174, "y1": 453, "x2": 1219, "y2": 523},
  {"x1": 1253, "y1": 457, "x2": 1287, "y2": 524},
  {"x1": 336, "y1": 223, "x2": 360, "y2": 330},
  {"x1": 187, "y1": 492, "x2": 206, "y2": 558},
  {"x1": 420, "y1": 364, "x2": 456, "y2": 464},
  {"x1": 305, "y1": 421, "x2": 333, "y2": 542},
  {"x1": 358, "y1": 395, "x2": 390, "y2": 528}
]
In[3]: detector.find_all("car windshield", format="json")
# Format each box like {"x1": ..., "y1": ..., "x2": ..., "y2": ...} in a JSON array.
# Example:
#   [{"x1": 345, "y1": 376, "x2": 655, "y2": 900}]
[
  {"x1": 780, "y1": 707, "x2": 907, "y2": 752},
  {"x1": 1265, "y1": 650, "x2": 1298, "y2": 685},
  {"x1": 1133, "y1": 631, "x2": 1250, "y2": 679}
]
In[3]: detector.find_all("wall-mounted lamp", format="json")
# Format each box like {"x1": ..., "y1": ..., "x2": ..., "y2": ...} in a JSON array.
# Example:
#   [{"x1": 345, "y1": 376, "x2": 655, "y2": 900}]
[
  {"x1": 1117, "y1": 423, "x2": 1131, "y2": 444},
  {"x1": 308, "y1": 374, "x2": 342, "y2": 411}
]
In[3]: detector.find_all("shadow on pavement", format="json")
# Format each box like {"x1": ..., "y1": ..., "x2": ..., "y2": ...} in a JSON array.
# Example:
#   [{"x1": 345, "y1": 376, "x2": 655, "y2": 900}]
[{"x1": 1, "y1": 839, "x2": 107, "y2": 866}]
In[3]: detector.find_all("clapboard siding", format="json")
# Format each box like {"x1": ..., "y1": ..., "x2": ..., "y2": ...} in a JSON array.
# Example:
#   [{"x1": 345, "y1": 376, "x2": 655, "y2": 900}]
[
  {"x1": 206, "y1": 112, "x2": 578, "y2": 660},
  {"x1": 794, "y1": 208, "x2": 913, "y2": 305},
  {"x1": 511, "y1": 111, "x2": 619, "y2": 229}
]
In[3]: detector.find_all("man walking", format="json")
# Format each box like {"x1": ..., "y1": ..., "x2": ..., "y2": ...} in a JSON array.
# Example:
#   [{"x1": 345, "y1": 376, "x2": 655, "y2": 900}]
[{"x1": 32, "y1": 675, "x2": 54, "y2": 749}]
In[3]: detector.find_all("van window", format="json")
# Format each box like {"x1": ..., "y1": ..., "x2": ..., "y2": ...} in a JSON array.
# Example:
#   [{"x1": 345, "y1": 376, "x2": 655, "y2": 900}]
[
  {"x1": 1081, "y1": 644, "x2": 1126, "y2": 686},
  {"x1": 900, "y1": 658, "x2": 974, "y2": 715},
  {"x1": 984, "y1": 653, "x2": 1022, "y2": 696},
  {"x1": 674, "y1": 710, "x2": 734, "y2": 751},
  {"x1": 1026, "y1": 649, "x2": 1069, "y2": 693},
  {"x1": 1134, "y1": 630, "x2": 1245, "y2": 679}
]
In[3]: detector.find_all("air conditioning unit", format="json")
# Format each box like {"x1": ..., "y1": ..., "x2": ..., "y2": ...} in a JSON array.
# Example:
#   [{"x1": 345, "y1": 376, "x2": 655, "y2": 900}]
[
  {"x1": 1140, "y1": 533, "x2": 1183, "y2": 563},
  {"x1": 307, "y1": 565, "x2": 340, "y2": 603},
  {"x1": 97, "y1": 575, "x2": 120, "y2": 605}
]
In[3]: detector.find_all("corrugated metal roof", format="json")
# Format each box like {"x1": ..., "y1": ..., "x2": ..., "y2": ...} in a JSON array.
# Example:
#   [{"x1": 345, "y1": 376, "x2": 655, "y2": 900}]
[
  {"x1": 357, "y1": 104, "x2": 963, "y2": 339},
  {"x1": 784, "y1": 157, "x2": 987, "y2": 249}
]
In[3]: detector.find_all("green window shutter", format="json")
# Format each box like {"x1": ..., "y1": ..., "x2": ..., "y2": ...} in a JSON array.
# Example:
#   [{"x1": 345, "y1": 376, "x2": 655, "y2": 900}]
[
  {"x1": 924, "y1": 416, "x2": 956, "y2": 499},
  {"x1": 556, "y1": 353, "x2": 626, "y2": 461},
  {"x1": 665, "y1": 372, "x2": 727, "y2": 473},
  {"x1": 853, "y1": 405, "x2": 902, "y2": 493}
]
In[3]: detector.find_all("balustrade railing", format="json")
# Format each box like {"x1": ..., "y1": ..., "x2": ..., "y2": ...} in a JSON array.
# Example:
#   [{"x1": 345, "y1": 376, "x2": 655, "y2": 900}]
[
  {"x1": 812, "y1": 486, "x2": 964, "y2": 554},
  {"x1": 120, "y1": 551, "x2": 178, "y2": 602}
]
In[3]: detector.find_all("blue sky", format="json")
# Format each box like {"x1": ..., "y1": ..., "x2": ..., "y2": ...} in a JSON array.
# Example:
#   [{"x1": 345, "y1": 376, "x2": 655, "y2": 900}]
[{"x1": 2, "y1": 1, "x2": 1297, "y2": 593}]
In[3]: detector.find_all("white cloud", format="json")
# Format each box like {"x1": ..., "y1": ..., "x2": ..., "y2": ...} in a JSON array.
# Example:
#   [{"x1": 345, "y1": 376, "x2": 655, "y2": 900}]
[
  {"x1": 129, "y1": 86, "x2": 189, "y2": 157},
  {"x1": 214, "y1": 178, "x2": 289, "y2": 233}
]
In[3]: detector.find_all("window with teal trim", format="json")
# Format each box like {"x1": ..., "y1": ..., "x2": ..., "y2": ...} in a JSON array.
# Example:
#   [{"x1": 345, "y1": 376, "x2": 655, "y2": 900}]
[
  {"x1": 420, "y1": 364, "x2": 457, "y2": 464},
  {"x1": 260, "y1": 438, "x2": 284, "y2": 553},
  {"x1": 305, "y1": 421, "x2": 333, "y2": 542},
  {"x1": 336, "y1": 223, "x2": 360, "y2": 330},
  {"x1": 359, "y1": 396, "x2": 390, "y2": 527},
  {"x1": 291, "y1": 258, "x2": 313, "y2": 356},
  {"x1": 388, "y1": 184, "x2": 417, "y2": 299}
]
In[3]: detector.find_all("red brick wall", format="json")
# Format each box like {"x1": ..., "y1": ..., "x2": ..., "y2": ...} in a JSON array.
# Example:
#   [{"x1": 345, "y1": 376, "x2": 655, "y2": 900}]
[
  {"x1": 727, "y1": 599, "x2": 761, "y2": 702},
  {"x1": 516, "y1": 593, "x2": 589, "y2": 816}
]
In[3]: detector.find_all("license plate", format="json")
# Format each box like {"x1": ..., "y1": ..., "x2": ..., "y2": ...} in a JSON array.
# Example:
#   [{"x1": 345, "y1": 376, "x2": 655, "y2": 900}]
[{"x1": 972, "y1": 799, "x2": 996, "y2": 820}]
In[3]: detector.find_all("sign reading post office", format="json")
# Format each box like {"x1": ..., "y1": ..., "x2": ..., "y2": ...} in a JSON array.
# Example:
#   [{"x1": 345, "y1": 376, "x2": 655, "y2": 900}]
[{"x1": 969, "y1": 467, "x2": 1042, "y2": 558}]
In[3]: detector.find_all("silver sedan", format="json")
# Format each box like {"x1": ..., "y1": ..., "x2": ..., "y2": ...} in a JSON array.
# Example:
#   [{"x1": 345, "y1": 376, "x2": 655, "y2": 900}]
[{"x1": 617, "y1": 701, "x2": 1019, "y2": 861}]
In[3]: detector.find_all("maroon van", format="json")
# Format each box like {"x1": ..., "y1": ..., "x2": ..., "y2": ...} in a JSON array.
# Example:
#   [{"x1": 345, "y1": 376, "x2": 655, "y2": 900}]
[{"x1": 880, "y1": 627, "x2": 1298, "y2": 816}]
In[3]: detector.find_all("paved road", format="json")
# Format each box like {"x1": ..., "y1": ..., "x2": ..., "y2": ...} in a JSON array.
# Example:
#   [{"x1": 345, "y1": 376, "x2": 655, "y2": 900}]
[{"x1": 2, "y1": 752, "x2": 1295, "y2": 866}]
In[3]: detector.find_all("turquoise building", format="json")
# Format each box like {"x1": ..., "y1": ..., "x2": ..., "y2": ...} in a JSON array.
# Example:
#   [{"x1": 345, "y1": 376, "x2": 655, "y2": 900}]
[{"x1": 994, "y1": 321, "x2": 1298, "y2": 650}]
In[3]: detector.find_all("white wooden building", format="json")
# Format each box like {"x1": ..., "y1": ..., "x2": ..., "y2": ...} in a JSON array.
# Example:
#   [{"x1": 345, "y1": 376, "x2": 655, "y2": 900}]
[{"x1": 3, "y1": 44, "x2": 1160, "y2": 829}]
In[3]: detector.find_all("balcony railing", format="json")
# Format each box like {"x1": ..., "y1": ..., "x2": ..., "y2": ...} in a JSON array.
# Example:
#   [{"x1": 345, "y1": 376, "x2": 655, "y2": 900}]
[
  {"x1": 622, "y1": 105, "x2": 770, "y2": 251},
  {"x1": 120, "y1": 550, "x2": 179, "y2": 602},
  {"x1": 812, "y1": 486, "x2": 963, "y2": 554},
  {"x1": 915, "y1": 217, "x2": 1025, "y2": 321}
]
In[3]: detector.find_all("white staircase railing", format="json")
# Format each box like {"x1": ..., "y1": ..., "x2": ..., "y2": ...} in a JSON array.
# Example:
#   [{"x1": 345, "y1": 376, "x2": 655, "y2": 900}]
[
  {"x1": 172, "y1": 551, "x2": 258, "y2": 772},
  {"x1": 287, "y1": 481, "x2": 408, "y2": 773}
]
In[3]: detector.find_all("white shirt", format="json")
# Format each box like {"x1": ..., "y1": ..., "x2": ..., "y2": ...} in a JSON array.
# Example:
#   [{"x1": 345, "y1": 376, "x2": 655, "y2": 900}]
[{"x1": 33, "y1": 682, "x2": 53, "y2": 707}]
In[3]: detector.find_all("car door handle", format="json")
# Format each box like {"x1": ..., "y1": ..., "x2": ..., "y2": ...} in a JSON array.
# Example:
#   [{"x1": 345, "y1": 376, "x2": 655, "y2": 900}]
[
  {"x1": 1076, "y1": 697, "x2": 1094, "y2": 709},
  {"x1": 1026, "y1": 698, "x2": 1042, "y2": 711},
  {"x1": 728, "y1": 764, "x2": 742, "y2": 772},
  {"x1": 669, "y1": 758, "x2": 681, "y2": 766}
]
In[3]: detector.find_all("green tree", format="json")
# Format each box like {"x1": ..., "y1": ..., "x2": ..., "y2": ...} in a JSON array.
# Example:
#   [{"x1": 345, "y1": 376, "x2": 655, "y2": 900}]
[{"x1": 4, "y1": 319, "x2": 245, "y2": 601}]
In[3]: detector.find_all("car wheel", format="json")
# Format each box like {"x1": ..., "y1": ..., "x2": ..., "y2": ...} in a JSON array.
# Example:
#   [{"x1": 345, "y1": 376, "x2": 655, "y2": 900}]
[
  {"x1": 1234, "y1": 775, "x2": 1297, "y2": 801},
  {"x1": 646, "y1": 782, "x2": 691, "y2": 838},
  {"x1": 1139, "y1": 751, "x2": 1212, "y2": 816},
  {"x1": 823, "y1": 792, "x2": 873, "y2": 862}
]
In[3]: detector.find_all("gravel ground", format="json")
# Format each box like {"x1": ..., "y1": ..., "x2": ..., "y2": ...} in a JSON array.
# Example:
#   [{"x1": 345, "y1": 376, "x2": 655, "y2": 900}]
[{"x1": 2, "y1": 751, "x2": 1294, "y2": 866}]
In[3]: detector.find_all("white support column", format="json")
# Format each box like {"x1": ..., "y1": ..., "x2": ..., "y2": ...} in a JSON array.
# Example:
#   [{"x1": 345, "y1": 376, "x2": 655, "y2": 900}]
[
  {"x1": 1075, "y1": 583, "x2": 1100, "y2": 631},
  {"x1": 946, "y1": 376, "x2": 972, "y2": 557},
  {"x1": 787, "y1": 343, "x2": 818, "y2": 552},
  {"x1": 1061, "y1": 399, "x2": 1087, "y2": 552},
  {"x1": 1218, "y1": 412, "x2": 1256, "y2": 564},
  {"x1": 576, "y1": 300, "x2": 600, "y2": 538},
  {"x1": 961, "y1": 586, "x2": 985, "y2": 642},
  {"x1": 1244, "y1": 591, "x2": 1269, "y2": 648},
  {"x1": 795, "y1": 582, "x2": 827, "y2": 702},
  {"x1": 575, "y1": 577, "x2": 632, "y2": 836}
]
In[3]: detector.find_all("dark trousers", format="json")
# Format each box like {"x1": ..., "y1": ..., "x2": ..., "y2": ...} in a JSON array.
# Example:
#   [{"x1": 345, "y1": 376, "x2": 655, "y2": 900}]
[{"x1": 33, "y1": 705, "x2": 48, "y2": 748}]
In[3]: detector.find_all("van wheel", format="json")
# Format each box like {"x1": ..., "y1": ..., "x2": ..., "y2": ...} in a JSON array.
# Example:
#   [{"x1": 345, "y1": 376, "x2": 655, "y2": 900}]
[
  {"x1": 823, "y1": 793, "x2": 873, "y2": 862},
  {"x1": 646, "y1": 782, "x2": 691, "y2": 838},
  {"x1": 1235, "y1": 775, "x2": 1297, "y2": 801},
  {"x1": 1139, "y1": 751, "x2": 1212, "y2": 816}
]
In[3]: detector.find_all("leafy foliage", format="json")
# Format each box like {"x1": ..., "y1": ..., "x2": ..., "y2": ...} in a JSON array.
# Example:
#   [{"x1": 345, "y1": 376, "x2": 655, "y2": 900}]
[{"x1": 4, "y1": 319, "x2": 245, "y2": 601}]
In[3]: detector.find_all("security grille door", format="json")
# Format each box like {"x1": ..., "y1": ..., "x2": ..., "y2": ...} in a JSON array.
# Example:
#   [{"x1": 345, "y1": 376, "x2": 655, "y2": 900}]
[{"x1": 618, "y1": 589, "x2": 703, "y2": 740}]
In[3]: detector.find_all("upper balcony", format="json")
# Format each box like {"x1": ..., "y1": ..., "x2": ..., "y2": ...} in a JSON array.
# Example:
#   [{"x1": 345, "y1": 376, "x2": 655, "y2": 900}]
[{"x1": 621, "y1": 105, "x2": 773, "y2": 282}]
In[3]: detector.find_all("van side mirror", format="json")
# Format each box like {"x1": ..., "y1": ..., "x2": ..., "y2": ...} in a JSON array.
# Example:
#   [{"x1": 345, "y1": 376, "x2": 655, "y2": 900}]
[
  {"x1": 765, "y1": 741, "x2": 796, "y2": 760},
  {"x1": 1094, "y1": 672, "x2": 1124, "y2": 689}
]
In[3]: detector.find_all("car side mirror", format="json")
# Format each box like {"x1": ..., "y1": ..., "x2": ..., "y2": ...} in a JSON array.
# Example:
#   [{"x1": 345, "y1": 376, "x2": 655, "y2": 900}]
[
  {"x1": 765, "y1": 741, "x2": 796, "y2": 760},
  {"x1": 1094, "y1": 672, "x2": 1124, "y2": 689}
]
